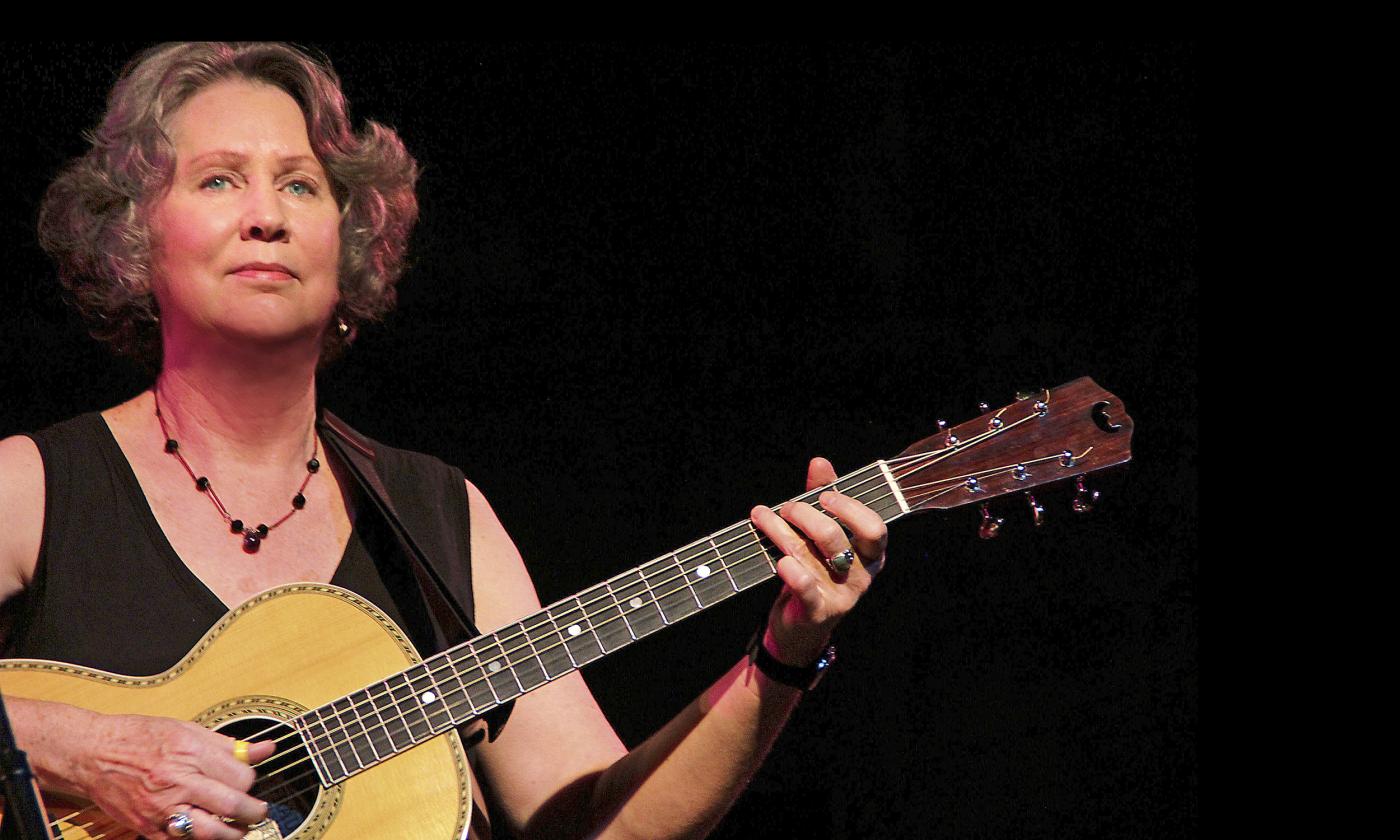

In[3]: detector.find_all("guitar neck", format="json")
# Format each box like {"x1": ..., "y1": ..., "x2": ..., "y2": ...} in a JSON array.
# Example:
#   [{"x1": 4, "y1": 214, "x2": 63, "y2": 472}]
[
  {"x1": 298, "y1": 461, "x2": 909, "y2": 784},
  {"x1": 296, "y1": 376, "x2": 1135, "y2": 786}
]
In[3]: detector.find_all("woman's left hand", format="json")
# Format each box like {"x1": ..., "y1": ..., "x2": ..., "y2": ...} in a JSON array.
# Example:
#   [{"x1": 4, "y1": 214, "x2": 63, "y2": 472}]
[{"x1": 750, "y1": 456, "x2": 888, "y2": 668}]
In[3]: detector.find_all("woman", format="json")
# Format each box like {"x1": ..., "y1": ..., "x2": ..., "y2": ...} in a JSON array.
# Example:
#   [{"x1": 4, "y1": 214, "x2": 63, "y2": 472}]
[{"x1": 0, "y1": 42, "x2": 885, "y2": 840}]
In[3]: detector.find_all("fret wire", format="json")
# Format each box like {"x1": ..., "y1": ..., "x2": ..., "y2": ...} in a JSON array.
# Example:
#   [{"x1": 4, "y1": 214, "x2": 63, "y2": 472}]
[
  {"x1": 379, "y1": 675, "x2": 420, "y2": 753},
  {"x1": 350, "y1": 692, "x2": 384, "y2": 763},
  {"x1": 543, "y1": 606, "x2": 581, "y2": 669},
  {"x1": 709, "y1": 535, "x2": 740, "y2": 592},
  {"x1": 575, "y1": 593, "x2": 608, "y2": 657},
  {"x1": 604, "y1": 579, "x2": 639, "y2": 640},
  {"x1": 672, "y1": 553, "x2": 704, "y2": 610},
  {"x1": 365, "y1": 679, "x2": 408, "y2": 757},
  {"x1": 327, "y1": 697, "x2": 368, "y2": 772}
]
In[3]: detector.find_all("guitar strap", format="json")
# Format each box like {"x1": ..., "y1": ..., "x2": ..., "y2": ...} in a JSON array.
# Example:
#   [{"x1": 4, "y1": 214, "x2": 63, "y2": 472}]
[{"x1": 317, "y1": 409, "x2": 514, "y2": 740}]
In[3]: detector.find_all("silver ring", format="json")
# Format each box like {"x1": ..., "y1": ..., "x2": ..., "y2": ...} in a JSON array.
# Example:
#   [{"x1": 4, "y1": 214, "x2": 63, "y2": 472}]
[
  {"x1": 166, "y1": 811, "x2": 195, "y2": 838},
  {"x1": 826, "y1": 548, "x2": 855, "y2": 574}
]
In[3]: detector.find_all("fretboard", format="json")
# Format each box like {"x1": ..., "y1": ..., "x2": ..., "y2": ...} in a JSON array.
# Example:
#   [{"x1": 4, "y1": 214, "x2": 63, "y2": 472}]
[{"x1": 297, "y1": 460, "x2": 909, "y2": 785}]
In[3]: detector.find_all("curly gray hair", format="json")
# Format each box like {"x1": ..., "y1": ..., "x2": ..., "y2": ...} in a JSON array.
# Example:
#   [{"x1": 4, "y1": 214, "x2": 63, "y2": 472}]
[{"x1": 38, "y1": 42, "x2": 419, "y2": 367}]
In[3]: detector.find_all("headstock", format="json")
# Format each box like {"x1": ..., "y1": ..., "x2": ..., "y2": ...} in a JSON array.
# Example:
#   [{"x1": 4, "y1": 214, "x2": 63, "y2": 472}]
[{"x1": 889, "y1": 377, "x2": 1132, "y2": 516}]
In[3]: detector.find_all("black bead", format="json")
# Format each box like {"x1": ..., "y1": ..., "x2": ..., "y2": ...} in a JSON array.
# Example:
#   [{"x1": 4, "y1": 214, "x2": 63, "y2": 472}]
[
  {"x1": 243, "y1": 532, "x2": 261, "y2": 552},
  {"x1": 307, "y1": 458, "x2": 320, "y2": 473},
  {"x1": 256, "y1": 523, "x2": 269, "y2": 537},
  {"x1": 230, "y1": 519, "x2": 243, "y2": 534},
  {"x1": 164, "y1": 438, "x2": 179, "y2": 453},
  {"x1": 195, "y1": 476, "x2": 210, "y2": 491},
  {"x1": 292, "y1": 492, "x2": 306, "y2": 509}
]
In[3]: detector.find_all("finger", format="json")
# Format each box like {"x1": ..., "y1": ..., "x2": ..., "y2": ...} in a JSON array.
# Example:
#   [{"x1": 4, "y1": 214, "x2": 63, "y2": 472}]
[
  {"x1": 237, "y1": 738, "x2": 278, "y2": 767},
  {"x1": 775, "y1": 554, "x2": 824, "y2": 620},
  {"x1": 806, "y1": 456, "x2": 837, "y2": 491},
  {"x1": 180, "y1": 806, "x2": 248, "y2": 840},
  {"x1": 780, "y1": 501, "x2": 851, "y2": 566},
  {"x1": 817, "y1": 490, "x2": 889, "y2": 569},
  {"x1": 180, "y1": 773, "x2": 268, "y2": 827},
  {"x1": 751, "y1": 505, "x2": 817, "y2": 569}
]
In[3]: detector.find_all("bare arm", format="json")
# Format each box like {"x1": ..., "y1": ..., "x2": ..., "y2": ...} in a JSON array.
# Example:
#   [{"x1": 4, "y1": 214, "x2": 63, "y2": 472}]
[
  {"x1": 466, "y1": 457, "x2": 886, "y2": 839},
  {"x1": 0, "y1": 435, "x2": 272, "y2": 839}
]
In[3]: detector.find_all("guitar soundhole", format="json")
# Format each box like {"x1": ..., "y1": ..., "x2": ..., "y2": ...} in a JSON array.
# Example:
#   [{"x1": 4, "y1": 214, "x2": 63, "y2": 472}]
[{"x1": 216, "y1": 717, "x2": 319, "y2": 837}]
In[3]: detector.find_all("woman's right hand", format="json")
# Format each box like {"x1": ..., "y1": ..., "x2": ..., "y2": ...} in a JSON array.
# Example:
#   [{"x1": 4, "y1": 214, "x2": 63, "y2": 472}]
[{"x1": 20, "y1": 701, "x2": 274, "y2": 840}]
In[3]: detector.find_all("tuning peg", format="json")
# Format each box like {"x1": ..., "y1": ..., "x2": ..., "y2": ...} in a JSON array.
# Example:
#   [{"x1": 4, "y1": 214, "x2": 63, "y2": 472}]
[
  {"x1": 978, "y1": 502, "x2": 1004, "y2": 540},
  {"x1": 978, "y1": 401, "x2": 990, "y2": 413},
  {"x1": 936, "y1": 419, "x2": 948, "y2": 431},
  {"x1": 1072, "y1": 474, "x2": 1100, "y2": 514},
  {"x1": 1025, "y1": 492, "x2": 1045, "y2": 526}
]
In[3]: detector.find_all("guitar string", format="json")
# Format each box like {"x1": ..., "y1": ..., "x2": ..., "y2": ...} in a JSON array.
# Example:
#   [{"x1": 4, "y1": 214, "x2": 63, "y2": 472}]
[
  {"x1": 223, "y1": 410, "x2": 1031, "y2": 754},
  {"x1": 252, "y1": 419, "x2": 1030, "y2": 754},
  {"x1": 51, "y1": 399, "x2": 1060, "y2": 835},
  {"x1": 223, "y1": 439, "x2": 1048, "y2": 796},
  {"x1": 217, "y1": 419, "x2": 1036, "y2": 786},
  {"x1": 236, "y1": 458, "x2": 914, "y2": 749},
  {"x1": 250, "y1": 442, "x2": 968, "y2": 756}
]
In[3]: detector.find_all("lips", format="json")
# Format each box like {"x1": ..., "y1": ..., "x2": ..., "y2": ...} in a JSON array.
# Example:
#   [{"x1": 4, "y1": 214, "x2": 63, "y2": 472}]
[{"x1": 230, "y1": 262, "x2": 298, "y2": 281}]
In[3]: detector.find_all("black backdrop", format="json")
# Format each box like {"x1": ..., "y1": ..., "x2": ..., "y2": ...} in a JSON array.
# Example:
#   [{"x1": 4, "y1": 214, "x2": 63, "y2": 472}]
[{"x1": 0, "y1": 43, "x2": 1197, "y2": 838}]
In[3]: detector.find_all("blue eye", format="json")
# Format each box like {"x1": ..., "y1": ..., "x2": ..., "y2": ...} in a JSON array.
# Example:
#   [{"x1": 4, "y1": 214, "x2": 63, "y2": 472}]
[
  {"x1": 201, "y1": 175, "x2": 231, "y2": 190},
  {"x1": 287, "y1": 180, "x2": 316, "y2": 197}
]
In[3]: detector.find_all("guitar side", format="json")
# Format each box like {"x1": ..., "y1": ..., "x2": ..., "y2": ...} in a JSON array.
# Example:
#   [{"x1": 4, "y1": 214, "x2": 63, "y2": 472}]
[{"x1": 0, "y1": 584, "x2": 471, "y2": 840}]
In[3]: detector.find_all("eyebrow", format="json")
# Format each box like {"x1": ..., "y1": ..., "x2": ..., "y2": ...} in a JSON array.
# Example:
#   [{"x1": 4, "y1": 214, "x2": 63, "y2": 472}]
[{"x1": 186, "y1": 150, "x2": 324, "y2": 171}]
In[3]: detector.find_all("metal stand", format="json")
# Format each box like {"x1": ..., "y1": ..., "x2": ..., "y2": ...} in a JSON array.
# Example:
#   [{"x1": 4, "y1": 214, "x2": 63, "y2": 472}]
[{"x1": 0, "y1": 690, "x2": 53, "y2": 840}]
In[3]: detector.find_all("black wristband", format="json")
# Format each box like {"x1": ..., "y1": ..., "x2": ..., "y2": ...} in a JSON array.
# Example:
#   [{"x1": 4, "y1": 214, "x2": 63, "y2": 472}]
[{"x1": 747, "y1": 627, "x2": 836, "y2": 691}]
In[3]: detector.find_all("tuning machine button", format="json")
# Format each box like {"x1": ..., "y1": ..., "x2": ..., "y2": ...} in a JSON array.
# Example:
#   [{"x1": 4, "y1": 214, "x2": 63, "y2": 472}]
[
  {"x1": 964, "y1": 477, "x2": 982, "y2": 493},
  {"x1": 1059, "y1": 450, "x2": 1076, "y2": 468},
  {"x1": 978, "y1": 502, "x2": 1004, "y2": 540},
  {"x1": 1072, "y1": 475, "x2": 1100, "y2": 514},
  {"x1": 978, "y1": 401, "x2": 990, "y2": 413},
  {"x1": 1012, "y1": 463, "x2": 1029, "y2": 481},
  {"x1": 1025, "y1": 492, "x2": 1045, "y2": 527}
]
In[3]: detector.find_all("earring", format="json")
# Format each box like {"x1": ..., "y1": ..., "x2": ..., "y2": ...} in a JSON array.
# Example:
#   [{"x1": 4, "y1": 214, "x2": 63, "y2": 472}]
[{"x1": 337, "y1": 318, "x2": 350, "y2": 338}]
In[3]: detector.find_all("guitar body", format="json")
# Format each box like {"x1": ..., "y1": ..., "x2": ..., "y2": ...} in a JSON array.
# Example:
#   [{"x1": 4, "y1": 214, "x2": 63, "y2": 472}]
[{"x1": 0, "y1": 584, "x2": 471, "y2": 840}]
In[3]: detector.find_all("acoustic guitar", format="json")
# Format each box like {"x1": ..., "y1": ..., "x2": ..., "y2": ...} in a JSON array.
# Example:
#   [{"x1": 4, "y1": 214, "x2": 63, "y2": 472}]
[{"x1": 0, "y1": 376, "x2": 1133, "y2": 839}]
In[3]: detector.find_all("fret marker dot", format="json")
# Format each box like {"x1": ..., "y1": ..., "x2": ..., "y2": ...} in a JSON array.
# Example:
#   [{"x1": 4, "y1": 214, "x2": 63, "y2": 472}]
[
  {"x1": 567, "y1": 624, "x2": 582, "y2": 636},
  {"x1": 696, "y1": 564, "x2": 711, "y2": 578},
  {"x1": 629, "y1": 597, "x2": 644, "y2": 609},
  {"x1": 488, "y1": 661, "x2": 502, "y2": 672},
  {"x1": 421, "y1": 691, "x2": 437, "y2": 704}
]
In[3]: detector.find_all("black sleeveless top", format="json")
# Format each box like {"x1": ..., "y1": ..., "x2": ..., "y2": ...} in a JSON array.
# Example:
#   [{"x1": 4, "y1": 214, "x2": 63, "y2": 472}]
[{"x1": 0, "y1": 412, "x2": 477, "y2": 677}]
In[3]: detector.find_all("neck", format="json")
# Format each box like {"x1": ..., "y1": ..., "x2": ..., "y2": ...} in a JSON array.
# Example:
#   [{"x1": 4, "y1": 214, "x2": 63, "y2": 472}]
[{"x1": 154, "y1": 336, "x2": 321, "y2": 466}]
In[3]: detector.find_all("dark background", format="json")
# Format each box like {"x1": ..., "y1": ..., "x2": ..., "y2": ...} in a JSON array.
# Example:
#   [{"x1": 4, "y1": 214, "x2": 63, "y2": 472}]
[{"x1": 1, "y1": 43, "x2": 1197, "y2": 838}]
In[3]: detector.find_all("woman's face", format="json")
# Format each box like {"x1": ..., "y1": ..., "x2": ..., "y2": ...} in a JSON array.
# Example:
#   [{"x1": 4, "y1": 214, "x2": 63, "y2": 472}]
[{"x1": 149, "y1": 78, "x2": 342, "y2": 360}]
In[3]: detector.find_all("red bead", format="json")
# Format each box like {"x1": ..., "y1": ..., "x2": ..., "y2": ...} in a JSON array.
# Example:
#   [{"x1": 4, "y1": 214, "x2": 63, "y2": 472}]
[
  {"x1": 230, "y1": 520, "x2": 243, "y2": 533},
  {"x1": 195, "y1": 477, "x2": 210, "y2": 491},
  {"x1": 292, "y1": 492, "x2": 306, "y2": 509},
  {"x1": 243, "y1": 532, "x2": 261, "y2": 552}
]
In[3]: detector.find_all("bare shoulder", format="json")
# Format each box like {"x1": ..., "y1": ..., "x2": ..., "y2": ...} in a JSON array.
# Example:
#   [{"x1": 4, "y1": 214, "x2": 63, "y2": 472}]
[
  {"x1": 464, "y1": 479, "x2": 545, "y2": 632},
  {"x1": 0, "y1": 435, "x2": 46, "y2": 600}
]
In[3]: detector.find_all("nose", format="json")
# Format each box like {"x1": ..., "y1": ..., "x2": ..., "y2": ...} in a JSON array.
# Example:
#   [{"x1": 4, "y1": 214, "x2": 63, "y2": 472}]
[{"x1": 240, "y1": 183, "x2": 288, "y2": 243}]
